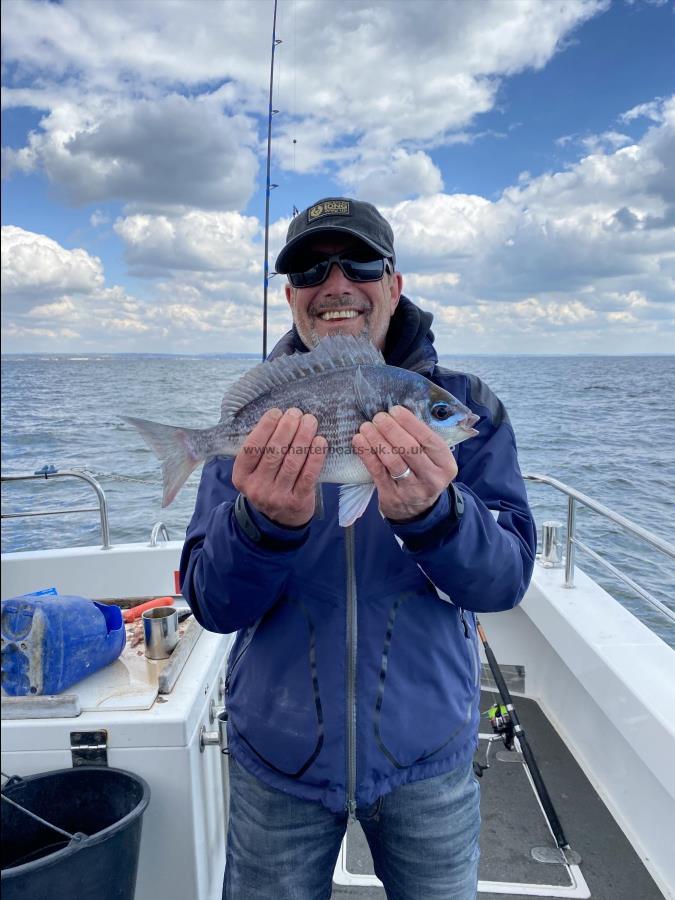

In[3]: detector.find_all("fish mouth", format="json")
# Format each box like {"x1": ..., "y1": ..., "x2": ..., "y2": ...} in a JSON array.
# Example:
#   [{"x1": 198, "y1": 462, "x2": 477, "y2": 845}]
[{"x1": 459, "y1": 413, "x2": 480, "y2": 432}]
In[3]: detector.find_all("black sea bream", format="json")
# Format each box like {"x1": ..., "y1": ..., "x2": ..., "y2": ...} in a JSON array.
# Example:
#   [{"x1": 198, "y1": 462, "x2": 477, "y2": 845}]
[{"x1": 123, "y1": 335, "x2": 479, "y2": 526}]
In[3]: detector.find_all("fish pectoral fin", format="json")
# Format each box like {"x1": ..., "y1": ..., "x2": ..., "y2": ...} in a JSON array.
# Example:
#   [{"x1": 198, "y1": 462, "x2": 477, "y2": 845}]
[
  {"x1": 354, "y1": 366, "x2": 385, "y2": 421},
  {"x1": 338, "y1": 483, "x2": 376, "y2": 527}
]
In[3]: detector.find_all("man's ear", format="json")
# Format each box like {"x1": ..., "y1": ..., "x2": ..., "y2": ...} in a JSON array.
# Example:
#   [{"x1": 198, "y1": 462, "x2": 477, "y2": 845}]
[
  {"x1": 285, "y1": 282, "x2": 293, "y2": 306},
  {"x1": 389, "y1": 271, "x2": 403, "y2": 313}
]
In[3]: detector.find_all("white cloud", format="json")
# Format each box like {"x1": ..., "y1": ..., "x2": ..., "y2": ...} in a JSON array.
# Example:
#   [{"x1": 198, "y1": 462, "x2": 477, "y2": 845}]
[
  {"x1": 338, "y1": 149, "x2": 444, "y2": 205},
  {"x1": 1, "y1": 226, "x2": 104, "y2": 299},
  {"x1": 6, "y1": 88, "x2": 673, "y2": 355},
  {"x1": 90, "y1": 210, "x2": 110, "y2": 228},
  {"x1": 0, "y1": 225, "x2": 293, "y2": 354},
  {"x1": 113, "y1": 210, "x2": 262, "y2": 274},
  {"x1": 620, "y1": 99, "x2": 666, "y2": 124},
  {"x1": 2, "y1": 0, "x2": 673, "y2": 358},
  {"x1": 3, "y1": 94, "x2": 259, "y2": 211},
  {"x1": 2, "y1": 0, "x2": 608, "y2": 209},
  {"x1": 580, "y1": 131, "x2": 632, "y2": 153},
  {"x1": 385, "y1": 96, "x2": 675, "y2": 308}
]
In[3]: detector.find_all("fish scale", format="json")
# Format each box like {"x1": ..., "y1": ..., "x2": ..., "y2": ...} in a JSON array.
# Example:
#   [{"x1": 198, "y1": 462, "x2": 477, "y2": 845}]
[{"x1": 229, "y1": 368, "x2": 376, "y2": 484}]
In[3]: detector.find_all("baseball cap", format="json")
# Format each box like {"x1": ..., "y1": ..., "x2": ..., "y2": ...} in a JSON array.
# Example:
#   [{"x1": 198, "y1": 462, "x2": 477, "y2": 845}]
[{"x1": 275, "y1": 197, "x2": 396, "y2": 274}]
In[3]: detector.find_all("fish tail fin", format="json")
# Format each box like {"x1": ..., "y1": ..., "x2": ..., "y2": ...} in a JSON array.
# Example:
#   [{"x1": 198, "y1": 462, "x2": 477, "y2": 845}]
[{"x1": 121, "y1": 416, "x2": 203, "y2": 507}]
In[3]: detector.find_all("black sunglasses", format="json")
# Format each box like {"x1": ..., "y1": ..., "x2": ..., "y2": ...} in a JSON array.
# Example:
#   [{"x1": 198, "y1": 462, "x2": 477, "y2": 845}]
[{"x1": 287, "y1": 251, "x2": 392, "y2": 288}]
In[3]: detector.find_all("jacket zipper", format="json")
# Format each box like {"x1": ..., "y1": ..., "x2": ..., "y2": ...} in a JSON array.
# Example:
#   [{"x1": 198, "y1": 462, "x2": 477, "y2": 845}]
[{"x1": 345, "y1": 525, "x2": 358, "y2": 819}]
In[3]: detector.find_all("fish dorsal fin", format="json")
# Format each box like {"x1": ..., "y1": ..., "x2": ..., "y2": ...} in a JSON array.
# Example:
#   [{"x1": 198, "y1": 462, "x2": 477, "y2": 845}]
[{"x1": 221, "y1": 335, "x2": 384, "y2": 422}]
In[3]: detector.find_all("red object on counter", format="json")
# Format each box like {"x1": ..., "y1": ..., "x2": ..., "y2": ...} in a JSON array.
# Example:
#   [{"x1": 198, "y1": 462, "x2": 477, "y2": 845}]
[
  {"x1": 174, "y1": 570, "x2": 181, "y2": 594},
  {"x1": 122, "y1": 597, "x2": 174, "y2": 623}
]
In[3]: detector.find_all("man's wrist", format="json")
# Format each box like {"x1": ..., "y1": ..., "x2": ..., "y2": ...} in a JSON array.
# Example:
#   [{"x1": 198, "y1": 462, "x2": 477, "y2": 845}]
[
  {"x1": 234, "y1": 493, "x2": 311, "y2": 551},
  {"x1": 388, "y1": 483, "x2": 464, "y2": 550}
]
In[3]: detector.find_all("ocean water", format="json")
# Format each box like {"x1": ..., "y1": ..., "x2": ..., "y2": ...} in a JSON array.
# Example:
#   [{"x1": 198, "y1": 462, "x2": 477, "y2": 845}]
[{"x1": 2, "y1": 353, "x2": 674, "y2": 646}]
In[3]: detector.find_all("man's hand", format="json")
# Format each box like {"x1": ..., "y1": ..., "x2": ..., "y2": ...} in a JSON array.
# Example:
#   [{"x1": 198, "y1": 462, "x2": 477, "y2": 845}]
[
  {"x1": 232, "y1": 408, "x2": 327, "y2": 527},
  {"x1": 352, "y1": 405, "x2": 458, "y2": 522}
]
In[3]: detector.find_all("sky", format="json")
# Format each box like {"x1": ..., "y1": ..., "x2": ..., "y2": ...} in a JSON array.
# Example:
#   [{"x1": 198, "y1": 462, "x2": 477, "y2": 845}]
[{"x1": 1, "y1": 0, "x2": 674, "y2": 356}]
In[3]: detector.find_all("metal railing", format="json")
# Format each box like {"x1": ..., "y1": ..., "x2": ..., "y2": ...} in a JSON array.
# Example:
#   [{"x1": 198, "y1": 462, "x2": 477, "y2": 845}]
[
  {"x1": 149, "y1": 522, "x2": 171, "y2": 547},
  {"x1": 525, "y1": 473, "x2": 675, "y2": 626},
  {"x1": 1, "y1": 467, "x2": 111, "y2": 550}
]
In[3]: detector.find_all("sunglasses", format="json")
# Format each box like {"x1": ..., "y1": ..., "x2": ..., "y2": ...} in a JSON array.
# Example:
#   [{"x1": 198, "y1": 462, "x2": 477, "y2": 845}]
[{"x1": 287, "y1": 251, "x2": 392, "y2": 288}]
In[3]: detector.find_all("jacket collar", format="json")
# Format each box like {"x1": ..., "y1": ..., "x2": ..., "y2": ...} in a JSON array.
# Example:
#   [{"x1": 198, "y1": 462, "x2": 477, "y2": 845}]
[{"x1": 268, "y1": 295, "x2": 437, "y2": 376}]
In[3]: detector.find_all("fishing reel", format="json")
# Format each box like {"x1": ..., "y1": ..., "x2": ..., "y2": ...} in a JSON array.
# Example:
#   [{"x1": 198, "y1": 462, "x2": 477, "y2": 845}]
[
  {"x1": 473, "y1": 703, "x2": 516, "y2": 778},
  {"x1": 487, "y1": 702, "x2": 515, "y2": 749},
  {"x1": 485, "y1": 703, "x2": 515, "y2": 750}
]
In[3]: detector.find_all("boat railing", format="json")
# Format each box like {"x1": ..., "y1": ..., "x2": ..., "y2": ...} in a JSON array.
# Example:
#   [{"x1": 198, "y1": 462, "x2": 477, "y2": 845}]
[
  {"x1": 1, "y1": 467, "x2": 111, "y2": 550},
  {"x1": 149, "y1": 522, "x2": 171, "y2": 547},
  {"x1": 525, "y1": 473, "x2": 675, "y2": 625}
]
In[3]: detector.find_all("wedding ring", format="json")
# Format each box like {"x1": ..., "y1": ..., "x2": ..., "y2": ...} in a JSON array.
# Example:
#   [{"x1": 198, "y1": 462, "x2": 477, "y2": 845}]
[{"x1": 391, "y1": 465, "x2": 412, "y2": 481}]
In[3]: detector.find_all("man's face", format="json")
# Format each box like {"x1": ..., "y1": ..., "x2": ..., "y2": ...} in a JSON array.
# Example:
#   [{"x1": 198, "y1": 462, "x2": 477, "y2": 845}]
[{"x1": 284, "y1": 236, "x2": 402, "y2": 350}]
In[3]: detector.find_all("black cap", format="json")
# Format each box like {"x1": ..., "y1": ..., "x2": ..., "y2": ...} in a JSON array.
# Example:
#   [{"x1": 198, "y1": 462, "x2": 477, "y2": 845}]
[{"x1": 275, "y1": 197, "x2": 396, "y2": 274}]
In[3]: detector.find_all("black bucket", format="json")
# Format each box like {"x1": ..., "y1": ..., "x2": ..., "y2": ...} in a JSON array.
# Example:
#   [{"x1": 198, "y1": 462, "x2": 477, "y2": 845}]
[{"x1": 1, "y1": 767, "x2": 150, "y2": 900}]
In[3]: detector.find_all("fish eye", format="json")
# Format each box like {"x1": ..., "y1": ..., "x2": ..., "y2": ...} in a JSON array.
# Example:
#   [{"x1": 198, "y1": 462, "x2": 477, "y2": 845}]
[{"x1": 431, "y1": 401, "x2": 452, "y2": 421}]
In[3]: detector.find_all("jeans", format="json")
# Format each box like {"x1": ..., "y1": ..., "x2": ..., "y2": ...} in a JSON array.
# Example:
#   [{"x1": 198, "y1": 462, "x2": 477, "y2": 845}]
[{"x1": 223, "y1": 755, "x2": 480, "y2": 900}]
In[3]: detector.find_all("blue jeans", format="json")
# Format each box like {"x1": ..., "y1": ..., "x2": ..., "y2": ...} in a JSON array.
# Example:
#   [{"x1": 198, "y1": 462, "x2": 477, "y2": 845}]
[{"x1": 223, "y1": 755, "x2": 480, "y2": 900}]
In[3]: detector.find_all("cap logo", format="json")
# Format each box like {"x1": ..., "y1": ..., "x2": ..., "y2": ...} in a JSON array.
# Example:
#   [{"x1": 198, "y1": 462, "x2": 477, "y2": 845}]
[{"x1": 308, "y1": 200, "x2": 350, "y2": 221}]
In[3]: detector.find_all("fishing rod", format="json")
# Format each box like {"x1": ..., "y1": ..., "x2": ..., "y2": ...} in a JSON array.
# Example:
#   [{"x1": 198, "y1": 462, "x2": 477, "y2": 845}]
[
  {"x1": 476, "y1": 617, "x2": 574, "y2": 856},
  {"x1": 262, "y1": 0, "x2": 281, "y2": 361}
]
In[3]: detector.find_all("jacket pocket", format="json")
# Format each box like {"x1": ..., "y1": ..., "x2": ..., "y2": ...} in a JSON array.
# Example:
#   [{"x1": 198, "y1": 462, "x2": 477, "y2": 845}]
[
  {"x1": 374, "y1": 591, "x2": 476, "y2": 769},
  {"x1": 227, "y1": 596, "x2": 324, "y2": 778}
]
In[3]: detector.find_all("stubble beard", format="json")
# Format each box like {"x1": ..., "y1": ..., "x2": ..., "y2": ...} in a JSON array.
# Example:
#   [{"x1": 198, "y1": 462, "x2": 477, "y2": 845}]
[{"x1": 300, "y1": 294, "x2": 373, "y2": 349}]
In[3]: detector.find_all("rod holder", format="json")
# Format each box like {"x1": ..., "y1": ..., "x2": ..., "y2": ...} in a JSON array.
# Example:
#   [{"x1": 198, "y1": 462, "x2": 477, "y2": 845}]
[{"x1": 540, "y1": 521, "x2": 564, "y2": 568}]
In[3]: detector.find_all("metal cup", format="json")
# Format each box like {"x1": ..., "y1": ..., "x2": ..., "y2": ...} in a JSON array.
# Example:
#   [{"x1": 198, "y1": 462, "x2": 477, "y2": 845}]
[
  {"x1": 540, "y1": 521, "x2": 563, "y2": 568},
  {"x1": 142, "y1": 607, "x2": 179, "y2": 659}
]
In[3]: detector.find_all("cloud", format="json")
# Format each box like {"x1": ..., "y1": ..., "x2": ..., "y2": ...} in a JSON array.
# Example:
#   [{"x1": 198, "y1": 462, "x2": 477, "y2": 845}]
[
  {"x1": 385, "y1": 97, "x2": 675, "y2": 305},
  {"x1": 90, "y1": 210, "x2": 110, "y2": 227},
  {"x1": 7, "y1": 89, "x2": 672, "y2": 353},
  {"x1": 620, "y1": 99, "x2": 667, "y2": 124},
  {"x1": 0, "y1": 225, "x2": 294, "y2": 354},
  {"x1": 1, "y1": 226, "x2": 104, "y2": 299},
  {"x1": 580, "y1": 131, "x2": 632, "y2": 153},
  {"x1": 338, "y1": 149, "x2": 444, "y2": 205},
  {"x1": 3, "y1": 94, "x2": 259, "y2": 211},
  {"x1": 113, "y1": 210, "x2": 262, "y2": 274},
  {"x1": 2, "y1": 0, "x2": 608, "y2": 209}
]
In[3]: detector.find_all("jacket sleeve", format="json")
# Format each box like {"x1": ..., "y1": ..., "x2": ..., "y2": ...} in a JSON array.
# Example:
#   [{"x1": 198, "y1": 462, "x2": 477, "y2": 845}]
[
  {"x1": 179, "y1": 457, "x2": 311, "y2": 633},
  {"x1": 389, "y1": 373, "x2": 536, "y2": 613}
]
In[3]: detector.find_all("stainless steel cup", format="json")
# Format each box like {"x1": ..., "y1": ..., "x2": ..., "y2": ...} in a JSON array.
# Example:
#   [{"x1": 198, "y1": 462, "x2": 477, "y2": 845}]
[
  {"x1": 541, "y1": 521, "x2": 563, "y2": 568},
  {"x1": 142, "y1": 607, "x2": 179, "y2": 659}
]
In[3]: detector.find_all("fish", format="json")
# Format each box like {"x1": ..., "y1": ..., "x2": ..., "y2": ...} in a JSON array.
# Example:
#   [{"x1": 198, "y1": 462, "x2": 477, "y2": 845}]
[{"x1": 122, "y1": 335, "x2": 479, "y2": 527}]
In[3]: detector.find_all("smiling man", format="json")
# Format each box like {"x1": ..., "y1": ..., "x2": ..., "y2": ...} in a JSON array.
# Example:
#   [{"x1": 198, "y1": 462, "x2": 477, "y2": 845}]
[
  {"x1": 279, "y1": 199, "x2": 402, "y2": 351},
  {"x1": 180, "y1": 197, "x2": 536, "y2": 900}
]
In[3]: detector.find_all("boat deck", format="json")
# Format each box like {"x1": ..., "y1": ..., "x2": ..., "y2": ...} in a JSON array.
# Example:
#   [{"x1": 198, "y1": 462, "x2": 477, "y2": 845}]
[{"x1": 332, "y1": 691, "x2": 663, "y2": 900}]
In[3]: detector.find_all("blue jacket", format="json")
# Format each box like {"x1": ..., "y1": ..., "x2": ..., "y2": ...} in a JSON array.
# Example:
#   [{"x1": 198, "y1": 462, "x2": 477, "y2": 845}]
[{"x1": 180, "y1": 299, "x2": 536, "y2": 814}]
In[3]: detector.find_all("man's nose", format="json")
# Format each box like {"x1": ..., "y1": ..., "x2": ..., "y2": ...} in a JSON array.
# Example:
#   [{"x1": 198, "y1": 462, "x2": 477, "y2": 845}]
[{"x1": 321, "y1": 261, "x2": 353, "y2": 294}]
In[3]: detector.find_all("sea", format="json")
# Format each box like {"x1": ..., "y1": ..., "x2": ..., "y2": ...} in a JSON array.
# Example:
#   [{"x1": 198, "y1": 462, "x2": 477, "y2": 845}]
[{"x1": 2, "y1": 352, "x2": 674, "y2": 647}]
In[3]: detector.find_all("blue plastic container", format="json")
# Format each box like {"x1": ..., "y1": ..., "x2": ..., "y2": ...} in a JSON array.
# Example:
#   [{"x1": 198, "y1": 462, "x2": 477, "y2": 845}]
[{"x1": 1, "y1": 592, "x2": 126, "y2": 696}]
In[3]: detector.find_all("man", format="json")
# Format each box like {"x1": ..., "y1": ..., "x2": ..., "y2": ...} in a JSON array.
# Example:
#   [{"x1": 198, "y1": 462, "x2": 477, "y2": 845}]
[{"x1": 181, "y1": 197, "x2": 536, "y2": 900}]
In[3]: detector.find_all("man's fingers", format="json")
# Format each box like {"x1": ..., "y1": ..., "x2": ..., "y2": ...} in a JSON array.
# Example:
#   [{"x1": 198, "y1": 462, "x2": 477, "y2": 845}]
[
  {"x1": 353, "y1": 431, "x2": 395, "y2": 484},
  {"x1": 293, "y1": 434, "x2": 328, "y2": 497},
  {"x1": 233, "y1": 408, "x2": 284, "y2": 479},
  {"x1": 358, "y1": 419, "x2": 420, "y2": 479},
  {"x1": 388, "y1": 406, "x2": 455, "y2": 469},
  {"x1": 252, "y1": 408, "x2": 304, "y2": 478},
  {"x1": 275, "y1": 414, "x2": 319, "y2": 490}
]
